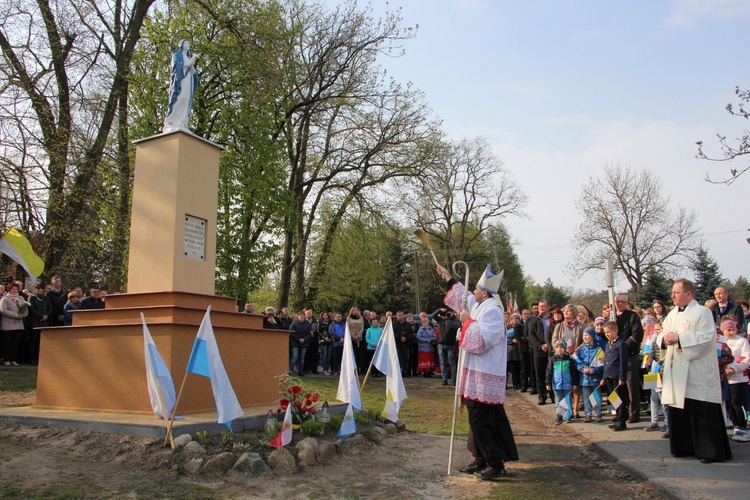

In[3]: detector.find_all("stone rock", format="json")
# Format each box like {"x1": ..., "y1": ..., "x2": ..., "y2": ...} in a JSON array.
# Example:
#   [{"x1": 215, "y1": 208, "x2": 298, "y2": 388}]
[
  {"x1": 267, "y1": 447, "x2": 296, "y2": 474},
  {"x1": 203, "y1": 452, "x2": 238, "y2": 478},
  {"x1": 296, "y1": 438, "x2": 319, "y2": 467},
  {"x1": 383, "y1": 423, "x2": 397, "y2": 435},
  {"x1": 233, "y1": 452, "x2": 271, "y2": 478},
  {"x1": 317, "y1": 441, "x2": 337, "y2": 464},
  {"x1": 173, "y1": 433, "x2": 192, "y2": 449},
  {"x1": 334, "y1": 434, "x2": 366, "y2": 454},
  {"x1": 182, "y1": 441, "x2": 206, "y2": 457},
  {"x1": 361, "y1": 425, "x2": 388, "y2": 445},
  {"x1": 183, "y1": 457, "x2": 203, "y2": 475}
]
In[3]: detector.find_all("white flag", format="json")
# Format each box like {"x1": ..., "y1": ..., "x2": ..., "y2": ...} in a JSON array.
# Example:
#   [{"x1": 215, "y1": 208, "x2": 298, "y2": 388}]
[
  {"x1": 269, "y1": 403, "x2": 292, "y2": 448},
  {"x1": 186, "y1": 306, "x2": 244, "y2": 429},
  {"x1": 141, "y1": 313, "x2": 176, "y2": 420},
  {"x1": 336, "y1": 323, "x2": 362, "y2": 411},
  {"x1": 337, "y1": 402, "x2": 357, "y2": 437},
  {"x1": 372, "y1": 317, "x2": 407, "y2": 421}
]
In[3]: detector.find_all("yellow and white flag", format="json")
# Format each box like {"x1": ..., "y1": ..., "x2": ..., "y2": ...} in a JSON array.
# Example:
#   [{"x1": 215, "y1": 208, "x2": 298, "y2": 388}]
[
  {"x1": 372, "y1": 317, "x2": 407, "y2": 422},
  {"x1": 0, "y1": 228, "x2": 44, "y2": 282}
]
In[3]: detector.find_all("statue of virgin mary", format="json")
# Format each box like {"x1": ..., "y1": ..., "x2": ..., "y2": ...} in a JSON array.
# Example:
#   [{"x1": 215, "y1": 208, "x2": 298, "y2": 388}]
[{"x1": 163, "y1": 39, "x2": 199, "y2": 133}]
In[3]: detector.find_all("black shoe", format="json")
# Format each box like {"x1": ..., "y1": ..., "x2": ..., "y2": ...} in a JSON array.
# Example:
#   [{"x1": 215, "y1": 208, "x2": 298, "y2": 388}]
[
  {"x1": 537, "y1": 398, "x2": 545, "y2": 405},
  {"x1": 442, "y1": 380, "x2": 448, "y2": 386},
  {"x1": 475, "y1": 465, "x2": 507, "y2": 481},
  {"x1": 458, "y1": 460, "x2": 486, "y2": 474},
  {"x1": 529, "y1": 390, "x2": 538, "y2": 395},
  {"x1": 298, "y1": 373, "x2": 305, "y2": 377},
  {"x1": 520, "y1": 388, "x2": 528, "y2": 393},
  {"x1": 612, "y1": 423, "x2": 627, "y2": 431},
  {"x1": 700, "y1": 458, "x2": 719, "y2": 464}
]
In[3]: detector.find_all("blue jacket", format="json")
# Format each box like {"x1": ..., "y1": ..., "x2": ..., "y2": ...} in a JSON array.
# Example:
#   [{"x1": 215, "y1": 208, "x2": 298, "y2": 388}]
[
  {"x1": 416, "y1": 326, "x2": 436, "y2": 352},
  {"x1": 330, "y1": 321, "x2": 345, "y2": 347},
  {"x1": 575, "y1": 344, "x2": 604, "y2": 387},
  {"x1": 603, "y1": 338, "x2": 628, "y2": 382},
  {"x1": 545, "y1": 353, "x2": 579, "y2": 391},
  {"x1": 289, "y1": 319, "x2": 312, "y2": 346}
]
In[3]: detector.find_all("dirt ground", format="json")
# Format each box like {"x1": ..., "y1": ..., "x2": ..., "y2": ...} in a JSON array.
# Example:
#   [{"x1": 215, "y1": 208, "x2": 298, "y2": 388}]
[{"x1": 0, "y1": 388, "x2": 672, "y2": 499}]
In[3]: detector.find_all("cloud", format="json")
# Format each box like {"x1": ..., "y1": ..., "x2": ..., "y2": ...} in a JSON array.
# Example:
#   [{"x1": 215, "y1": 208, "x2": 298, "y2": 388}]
[{"x1": 666, "y1": 0, "x2": 750, "y2": 26}]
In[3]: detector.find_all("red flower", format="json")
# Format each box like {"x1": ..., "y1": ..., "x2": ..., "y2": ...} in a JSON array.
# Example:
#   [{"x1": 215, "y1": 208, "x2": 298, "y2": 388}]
[
  {"x1": 305, "y1": 399, "x2": 312, "y2": 407},
  {"x1": 291, "y1": 386, "x2": 302, "y2": 395},
  {"x1": 280, "y1": 401, "x2": 288, "y2": 410},
  {"x1": 310, "y1": 408, "x2": 317, "y2": 415},
  {"x1": 312, "y1": 394, "x2": 319, "y2": 402},
  {"x1": 295, "y1": 401, "x2": 302, "y2": 408},
  {"x1": 280, "y1": 398, "x2": 289, "y2": 406},
  {"x1": 301, "y1": 406, "x2": 308, "y2": 413}
]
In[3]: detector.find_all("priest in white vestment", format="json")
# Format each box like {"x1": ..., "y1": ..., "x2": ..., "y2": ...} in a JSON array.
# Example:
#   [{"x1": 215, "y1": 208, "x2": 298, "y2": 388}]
[{"x1": 657, "y1": 278, "x2": 732, "y2": 463}]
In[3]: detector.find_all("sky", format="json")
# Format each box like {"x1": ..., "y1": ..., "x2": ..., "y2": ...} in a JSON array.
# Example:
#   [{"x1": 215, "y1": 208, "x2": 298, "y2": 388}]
[{"x1": 325, "y1": 0, "x2": 750, "y2": 292}]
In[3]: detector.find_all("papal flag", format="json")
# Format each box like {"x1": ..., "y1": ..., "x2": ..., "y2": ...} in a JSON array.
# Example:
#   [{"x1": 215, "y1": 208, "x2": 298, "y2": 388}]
[
  {"x1": 336, "y1": 323, "x2": 362, "y2": 411},
  {"x1": 590, "y1": 348, "x2": 605, "y2": 368},
  {"x1": 371, "y1": 317, "x2": 407, "y2": 422},
  {"x1": 0, "y1": 227, "x2": 44, "y2": 282},
  {"x1": 337, "y1": 402, "x2": 357, "y2": 438},
  {"x1": 141, "y1": 313, "x2": 176, "y2": 420},
  {"x1": 186, "y1": 306, "x2": 244, "y2": 430},
  {"x1": 608, "y1": 389, "x2": 622, "y2": 409},
  {"x1": 269, "y1": 403, "x2": 293, "y2": 448}
]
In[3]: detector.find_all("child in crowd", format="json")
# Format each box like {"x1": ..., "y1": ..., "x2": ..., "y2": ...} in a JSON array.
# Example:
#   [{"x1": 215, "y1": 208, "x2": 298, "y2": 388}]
[
  {"x1": 593, "y1": 317, "x2": 608, "y2": 350},
  {"x1": 416, "y1": 317, "x2": 437, "y2": 376},
  {"x1": 63, "y1": 291, "x2": 80, "y2": 326},
  {"x1": 576, "y1": 328, "x2": 604, "y2": 422},
  {"x1": 546, "y1": 340, "x2": 579, "y2": 424},
  {"x1": 721, "y1": 316, "x2": 750, "y2": 442},
  {"x1": 643, "y1": 321, "x2": 668, "y2": 432},
  {"x1": 329, "y1": 312, "x2": 345, "y2": 377},
  {"x1": 365, "y1": 315, "x2": 384, "y2": 377},
  {"x1": 601, "y1": 321, "x2": 630, "y2": 431}
]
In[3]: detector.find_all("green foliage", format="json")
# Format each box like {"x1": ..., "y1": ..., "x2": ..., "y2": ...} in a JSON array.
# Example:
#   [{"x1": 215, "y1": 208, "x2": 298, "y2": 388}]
[
  {"x1": 327, "y1": 414, "x2": 343, "y2": 431},
  {"x1": 364, "y1": 408, "x2": 382, "y2": 422},
  {"x1": 262, "y1": 421, "x2": 282, "y2": 442},
  {"x1": 525, "y1": 277, "x2": 571, "y2": 309},
  {"x1": 690, "y1": 246, "x2": 723, "y2": 303},
  {"x1": 353, "y1": 411, "x2": 371, "y2": 425},
  {"x1": 300, "y1": 419, "x2": 325, "y2": 436},
  {"x1": 636, "y1": 267, "x2": 672, "y2": 308},
  {"x1": 725, "y1": 276, "x2": 750, "y2": 302},
  {"x1": 220, "y1": 430, "x2": 233, "y2": 444},
  {"x1": 194, "y1": 431, "x2": 208, "y2": 445}
]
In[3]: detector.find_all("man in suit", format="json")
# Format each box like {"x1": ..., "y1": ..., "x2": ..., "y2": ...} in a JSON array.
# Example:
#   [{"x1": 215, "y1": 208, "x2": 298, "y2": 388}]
[
  {"x1": 614, "y1": 293, "x2": 644, "y2": 423},
  {"x1": 711, "y1": 287, "x2": 744, "y2": 333}
]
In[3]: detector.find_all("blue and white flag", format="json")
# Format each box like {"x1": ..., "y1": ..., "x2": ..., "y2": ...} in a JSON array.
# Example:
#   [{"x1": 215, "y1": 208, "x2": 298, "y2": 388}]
[
  {"x1": 588, "y1": 387, "x2": 602, "y2": 408},
  {"x1": 336, "y1": 322, "x2": 362, "y2": 411},
  {"x1": 186, "y1": 306, "x2": 244, "y2": 430},
  {"x1": 337, "y1": 402, "x2": 357, "y2": 438},
  {"x1": 141, "y1": 313, "x2": 176, "y2": 420},
  {"x1": 556, "y1": 392, "x2": 573, "y2": 420},
  {"x1": 372, "y1": 317, "x2": 407, "y2": 422}
]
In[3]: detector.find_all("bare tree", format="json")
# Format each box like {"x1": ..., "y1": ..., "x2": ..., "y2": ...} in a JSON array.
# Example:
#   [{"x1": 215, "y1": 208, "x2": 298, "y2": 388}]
[
  {"x1": 573, "y1": 163, "x2": 701, "y2": 291},
  {"x1": 400, "y1": 137, "x2": 526, "y2": 265},
  {"x1": 0, "y1": 0, "x2": 156, "y2": 282},
  {"x1": 697, "y1": 86, "x2": 750, "y2": 185},
  {"x1": 273, "y1": 0, "x2": 436, "y2": 309}
]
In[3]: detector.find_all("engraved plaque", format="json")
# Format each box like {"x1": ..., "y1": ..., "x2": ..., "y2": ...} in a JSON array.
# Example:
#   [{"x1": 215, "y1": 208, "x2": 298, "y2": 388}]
[{"x1": 184, "y1": 215, "x2": 206, "y2": 260}]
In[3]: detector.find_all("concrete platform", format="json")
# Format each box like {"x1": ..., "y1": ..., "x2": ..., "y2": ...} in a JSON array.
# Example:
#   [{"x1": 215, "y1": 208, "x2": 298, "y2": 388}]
[{"x1": 0, "y1": 402, "x2": 347, "y2": 439}]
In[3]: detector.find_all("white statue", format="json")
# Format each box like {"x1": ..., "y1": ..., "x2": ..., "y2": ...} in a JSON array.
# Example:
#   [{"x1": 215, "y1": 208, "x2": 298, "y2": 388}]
[{"x1": 163, "y1": 39, "x2": 199, "y2": 133}]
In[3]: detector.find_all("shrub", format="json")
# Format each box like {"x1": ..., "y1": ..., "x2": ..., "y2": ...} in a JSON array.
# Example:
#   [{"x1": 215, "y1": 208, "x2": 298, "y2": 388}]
[{"x1": 301, "y1": 419, "x2": 325, "y2": 436}]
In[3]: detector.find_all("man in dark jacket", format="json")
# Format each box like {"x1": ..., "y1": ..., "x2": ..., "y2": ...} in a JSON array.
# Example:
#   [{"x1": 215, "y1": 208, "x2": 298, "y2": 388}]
[
  {"x1": 433, "y1": 308, "x2": 460, "y2": 386},
  {"x1": 614, "y1": 293, "x2": 644, "y2": 423},
  {"x1": 392, "y1": 311, "x2": 414, "y2": 378},
  {"x1": 526, "y1": 300, "x2": 553, "y2": 404},
  {"x1": 711, "y1": 287, "x2": 745, "y2": 332},
  {"x1": 45, "y1": 276, "x2": 67, "y2": 326}
]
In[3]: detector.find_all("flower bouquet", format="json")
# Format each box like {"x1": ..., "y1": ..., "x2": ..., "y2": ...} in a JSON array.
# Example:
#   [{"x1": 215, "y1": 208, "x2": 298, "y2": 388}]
[{"x1": 276, "y1": 372, "x2": 321, "y2": 426}]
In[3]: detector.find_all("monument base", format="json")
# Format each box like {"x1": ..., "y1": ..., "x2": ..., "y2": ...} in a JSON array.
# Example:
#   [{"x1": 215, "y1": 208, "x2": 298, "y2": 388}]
[{"x1": 35, "y1": 291, "x2": 287, "y2": 415}]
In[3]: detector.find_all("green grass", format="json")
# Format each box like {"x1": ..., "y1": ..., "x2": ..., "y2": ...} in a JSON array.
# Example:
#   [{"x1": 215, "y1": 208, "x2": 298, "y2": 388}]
[
  {"x1": 0, "y1": 366, "x2": 37, "y2": 394},
  {"x1": 302, "y1": 375, "x2": 470, "y2": 437}
]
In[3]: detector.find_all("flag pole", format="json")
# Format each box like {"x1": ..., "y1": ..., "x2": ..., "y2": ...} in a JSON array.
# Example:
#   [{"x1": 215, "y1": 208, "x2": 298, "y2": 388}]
[
  {"x1": 164, "y1": 370, "x2": 190, "y2": 447},
  {"x1": 360, "y1": 320, "x2": 388, "y2": 394},
  {"x1": 447, "y1": 260, "x2": 470, "y2": 475},
  {"x1": 154, "y1": 375, "x2": 176, "y2": 449}
]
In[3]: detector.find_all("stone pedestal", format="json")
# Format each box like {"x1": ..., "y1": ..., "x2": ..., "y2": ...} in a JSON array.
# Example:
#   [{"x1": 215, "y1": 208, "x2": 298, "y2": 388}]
[
  {"x1": 35, "y1": 131, "x2": 287, "y2": 416},
  {"x1": 128, "y1": 130, "x2": 221, "y2": 295},
  {"x1": 35, "y1": 292, "x2": 287, "y2": 414}
]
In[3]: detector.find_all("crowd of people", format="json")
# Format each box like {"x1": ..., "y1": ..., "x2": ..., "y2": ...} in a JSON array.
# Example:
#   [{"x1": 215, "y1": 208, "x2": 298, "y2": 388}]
[
  {"x1": 256, "y1": 304, "x2": 461, "y2": 386},
  {"x1": 0, "y1": 276, "x2": 105, "y2": 366},
  {"x1": 3, "y1": 273, "x2": 748, "y2": 467}
]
